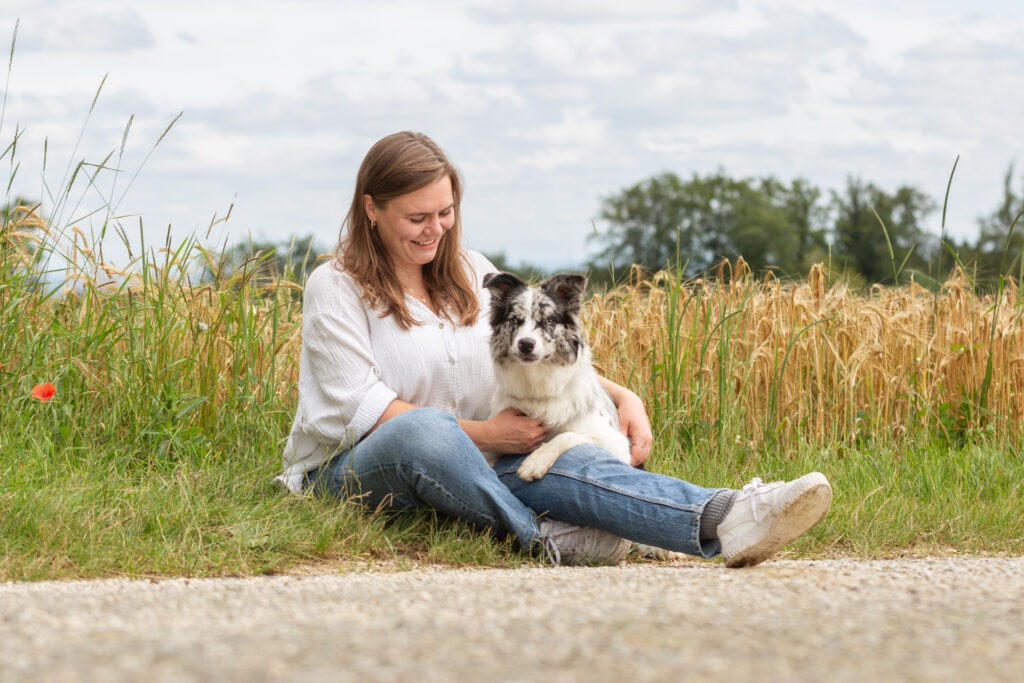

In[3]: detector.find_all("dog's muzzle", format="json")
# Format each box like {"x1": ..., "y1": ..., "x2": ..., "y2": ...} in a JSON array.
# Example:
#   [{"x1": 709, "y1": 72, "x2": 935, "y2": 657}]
[{"x1": 514, "y1": 338, "x2": 538, "y2": 362}]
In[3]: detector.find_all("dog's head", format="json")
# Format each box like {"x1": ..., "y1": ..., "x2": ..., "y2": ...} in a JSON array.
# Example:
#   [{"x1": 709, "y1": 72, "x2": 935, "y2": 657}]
[{"x1": 482, "y1": 271, "x2": 587, "y2": 366}]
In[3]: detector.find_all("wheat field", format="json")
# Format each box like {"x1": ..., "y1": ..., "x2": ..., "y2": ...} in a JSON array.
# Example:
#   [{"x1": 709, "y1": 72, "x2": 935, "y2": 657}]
[
  {"x1": 588, "y1": 259, "x2": 1024, "y2": 449},
  {"x1": 6, "y1": 205, "x2": 1024, "y2": 576},
  {"x1": 7, "y1": 202, "x2": 1024, "y2": 453}
]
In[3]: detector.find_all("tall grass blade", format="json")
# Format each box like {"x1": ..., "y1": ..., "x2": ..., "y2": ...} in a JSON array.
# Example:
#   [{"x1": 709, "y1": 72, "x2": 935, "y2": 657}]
[
  {"x1": 114, "y1": 111, "x2": 181, "y2": 209},
  {"x1": 0, "y1": 19, "x2": 17, "y2": 144}
]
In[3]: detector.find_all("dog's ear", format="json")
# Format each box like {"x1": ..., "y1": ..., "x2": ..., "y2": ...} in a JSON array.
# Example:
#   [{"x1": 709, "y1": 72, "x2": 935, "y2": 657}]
[
  {"x1": 541, "y1": 273, "x2": 587, "y2": 308},
  {"x1": 483, "y1": 271, "x2": 527, "y2": 300}
]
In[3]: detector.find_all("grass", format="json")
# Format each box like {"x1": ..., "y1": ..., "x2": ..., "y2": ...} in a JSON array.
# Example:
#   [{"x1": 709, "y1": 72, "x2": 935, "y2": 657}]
[
  {"x1": 1, "y1": 47, "x2": 1022, "y2": 579},
  {"x1": 586, "y1": 260, "x2": 1024, "y2": 560},
  {"x1": 2, "y1": 202, "x2": 1022, "y2": 581}
]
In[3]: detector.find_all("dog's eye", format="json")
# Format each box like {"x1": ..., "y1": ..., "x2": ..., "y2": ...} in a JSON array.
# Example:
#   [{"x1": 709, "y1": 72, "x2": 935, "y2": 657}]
[
  {"x1": 507, "y1": 315, "x2": 523, "y2": 326},
  {"x1": 543, "y1": 317, "x2": 558, "y2": 328}
]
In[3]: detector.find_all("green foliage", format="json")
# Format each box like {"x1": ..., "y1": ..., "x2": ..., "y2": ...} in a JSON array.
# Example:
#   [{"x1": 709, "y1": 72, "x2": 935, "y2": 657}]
[
  {"x1": 590, "y1": 171, "x2": 831, "y2": 284},
  {"x1": 959, "y1": 164, "x2": 1024, "y2": 284},
  {"x1": 830, "y1": 177, "x2": 937, "y2": 284},
  {"x1": 215, "y1": 233, "x2": 327, "y2": 287},
  {"x1": 591, "y1": 169, "x2": 993, "y2": 288}
]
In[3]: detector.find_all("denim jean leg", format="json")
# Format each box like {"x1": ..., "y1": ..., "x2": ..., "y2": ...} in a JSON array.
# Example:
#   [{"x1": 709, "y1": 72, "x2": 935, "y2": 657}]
[
  {"x1": 312, "y1": 408, "x2": 540, "y2": 548},
  {"x1": 494, "y1": 444, "x2": 726, "y2": 558}
]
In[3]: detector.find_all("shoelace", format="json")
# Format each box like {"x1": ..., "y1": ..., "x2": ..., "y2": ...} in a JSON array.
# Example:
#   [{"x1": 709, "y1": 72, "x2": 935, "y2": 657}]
[
  {"x1": 740, "y1": 477, "x2": 766, "y2": 522},
  {"x1": 541, "y1": 535, "x2": 561, "y2": 565}
]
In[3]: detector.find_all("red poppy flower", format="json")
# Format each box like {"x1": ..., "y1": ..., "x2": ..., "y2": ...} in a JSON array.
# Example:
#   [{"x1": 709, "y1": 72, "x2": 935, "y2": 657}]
[{"x1": 31, "y1": 383, "x2": 56, "y2": 402}]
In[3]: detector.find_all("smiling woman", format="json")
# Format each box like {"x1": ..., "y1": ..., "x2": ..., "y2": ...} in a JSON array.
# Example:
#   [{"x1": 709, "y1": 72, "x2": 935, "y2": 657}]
[
  {"x1": 337, "y1": 132, "x2": 479, "y2": 332},
  {"x1": 276, "y1": 130, "x2": 833, "y2": 570},
  {"x1": 363, "y1": 175, "x2": 457, "y2": 312}
]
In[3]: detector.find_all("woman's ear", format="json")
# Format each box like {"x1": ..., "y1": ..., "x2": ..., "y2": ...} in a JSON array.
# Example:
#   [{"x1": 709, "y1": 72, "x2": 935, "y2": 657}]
[{"x1": 362, "y1": 194, "x2": 376, "y2": 223}]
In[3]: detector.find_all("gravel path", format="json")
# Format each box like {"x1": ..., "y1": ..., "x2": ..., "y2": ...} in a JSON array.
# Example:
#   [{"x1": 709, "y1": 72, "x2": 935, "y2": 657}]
[{"x1": 1, "y1": 556, "x2": 1022, "y2": 682}]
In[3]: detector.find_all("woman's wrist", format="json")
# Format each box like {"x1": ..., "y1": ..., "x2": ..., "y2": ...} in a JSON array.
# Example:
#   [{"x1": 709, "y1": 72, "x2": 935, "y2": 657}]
[{"x1": 457, "y1": 418, "x2": 491, "y2": 450}]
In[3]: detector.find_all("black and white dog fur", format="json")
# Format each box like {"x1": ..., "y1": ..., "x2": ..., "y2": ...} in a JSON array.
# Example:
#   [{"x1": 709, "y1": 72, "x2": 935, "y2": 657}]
[{"x1": 482, "y1": 271, "x2": 632, "y2": 480}]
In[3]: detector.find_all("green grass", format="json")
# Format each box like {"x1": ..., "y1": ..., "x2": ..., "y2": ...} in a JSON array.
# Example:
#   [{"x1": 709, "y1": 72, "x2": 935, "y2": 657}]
[
  {"x1": 4, "y1": 391, "x2": 1020, "y2": 581},
  {"x1": 1, "y1": 47, "x2": 1022, "y2": 580},
  {"x1": 2, "y1": 214, "x2": 1022, "y2": 580},
  {"x1": 650, "y1": 436, "x2": 1024, "y2": 560},
  {"x1": 0, "y1": 401, "x2": 521, "y2": 580}
]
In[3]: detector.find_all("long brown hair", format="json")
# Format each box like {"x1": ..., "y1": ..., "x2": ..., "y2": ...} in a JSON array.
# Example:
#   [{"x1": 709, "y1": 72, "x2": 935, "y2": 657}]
[{"x1": 337, "y1": 131, "x2": 479, "y2": 330}]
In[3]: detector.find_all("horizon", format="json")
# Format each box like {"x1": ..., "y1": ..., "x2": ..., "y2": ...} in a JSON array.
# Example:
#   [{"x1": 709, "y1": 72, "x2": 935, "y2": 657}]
[{"x1": 2, "y1": 1, "x2": 1022, "y2": 270}]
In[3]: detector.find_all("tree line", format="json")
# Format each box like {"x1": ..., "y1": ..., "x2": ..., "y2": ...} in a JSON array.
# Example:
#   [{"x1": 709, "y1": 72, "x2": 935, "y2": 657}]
[
  {"x1": 8, "y1": 162, "x2": 1023, "y2": 292},
  {"x1": 586, "y1": 164, "x2": 1024, "y2": 290},
  {"x1": 123, "y1": 162, "x2": 1024, "y2": 291}
]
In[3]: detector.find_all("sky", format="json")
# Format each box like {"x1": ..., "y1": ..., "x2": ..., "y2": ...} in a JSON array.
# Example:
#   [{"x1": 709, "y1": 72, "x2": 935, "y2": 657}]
[{"x1": 1, "y1": 0, "x2": 1023, "y2": 271}]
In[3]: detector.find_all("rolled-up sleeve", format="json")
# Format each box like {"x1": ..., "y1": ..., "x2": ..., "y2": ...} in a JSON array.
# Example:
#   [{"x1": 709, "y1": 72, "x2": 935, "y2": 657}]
[
  {"x1": 299, "y1": 309, "x2": 398, "y2": 447},
  {"x1": 279, "y1": 252, "x2": 498, "y2": 488},
  {"x1": 280, "y1": 265, "x2": 398, "y2": 481}
]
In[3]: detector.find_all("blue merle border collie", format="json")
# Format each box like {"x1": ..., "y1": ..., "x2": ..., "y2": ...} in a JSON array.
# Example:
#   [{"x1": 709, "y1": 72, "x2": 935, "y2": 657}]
[{"x1": 482, "y1": 271, "x2": 632, "y2": 480}]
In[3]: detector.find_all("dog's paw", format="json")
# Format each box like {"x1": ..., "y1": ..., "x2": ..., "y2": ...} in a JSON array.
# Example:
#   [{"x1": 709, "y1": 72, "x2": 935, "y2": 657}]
[
  {"x1": 512, "y1": 456, "x2": 552, "y2": 483},
  {"x1": 516, "y1": 458, "x2": 552, "y2": 481},
  {"x1": 517, "y1": 442, "x2": 562, "y2": 481}
]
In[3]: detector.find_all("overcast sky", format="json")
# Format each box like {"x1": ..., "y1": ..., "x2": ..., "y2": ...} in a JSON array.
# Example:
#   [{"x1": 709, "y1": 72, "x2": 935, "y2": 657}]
[{"x1": 2, "y1": 0, "x2": 1023, "y2": 271}]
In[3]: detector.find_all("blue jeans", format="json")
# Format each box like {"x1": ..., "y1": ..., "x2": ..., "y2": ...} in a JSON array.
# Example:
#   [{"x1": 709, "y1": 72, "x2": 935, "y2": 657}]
[{"x1": 310, "y1": 407, "x2": 724, "y2": 558}]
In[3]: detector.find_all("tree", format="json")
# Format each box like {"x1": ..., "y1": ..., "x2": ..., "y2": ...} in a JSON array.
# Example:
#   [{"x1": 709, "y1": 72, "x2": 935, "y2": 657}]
[
  {"x1": 761, "y1": 178, "x2": 830, "y2": 273},
  {"x1": 972, "y1": 164, "x2": 1024, "y2": 282},
  {"x1": 830, "y1": 178, "x2": 936, "y2": 284},
  {"x1": 590, "y1": 171, "x2": 828, "y2": 282},
  {"x1": 216, "y1": 234, "x2": 327, "y2": 286},
  {"x1": 590, "y1": 172, "x2": 700, "y2": 277}
]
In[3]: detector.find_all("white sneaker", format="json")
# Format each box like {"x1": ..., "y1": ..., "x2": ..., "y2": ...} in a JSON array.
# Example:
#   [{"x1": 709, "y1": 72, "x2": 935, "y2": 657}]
[
  {"x1": 717, "y1": 472, "x2": 832, "y2": 568},
  {"x1": 538, "y1": 518, "x2": 631, "y2": 566}
]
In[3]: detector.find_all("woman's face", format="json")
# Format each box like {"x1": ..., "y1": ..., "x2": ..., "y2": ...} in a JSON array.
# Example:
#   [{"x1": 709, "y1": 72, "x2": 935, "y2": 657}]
[{"x1": 364, "y1": 175, "x2": 456, "y2": 279}]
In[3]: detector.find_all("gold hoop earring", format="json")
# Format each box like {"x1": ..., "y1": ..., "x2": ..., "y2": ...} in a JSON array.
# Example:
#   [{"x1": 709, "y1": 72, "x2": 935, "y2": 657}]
[{"x1": 371, "y1": 220, "x2": 377, "y2": 230}]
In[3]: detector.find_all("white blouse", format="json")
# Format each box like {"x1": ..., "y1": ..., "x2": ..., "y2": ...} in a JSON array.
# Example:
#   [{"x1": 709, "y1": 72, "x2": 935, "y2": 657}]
[{"x1": 277, "y1": 250, "x2": 498, "y2": 491}]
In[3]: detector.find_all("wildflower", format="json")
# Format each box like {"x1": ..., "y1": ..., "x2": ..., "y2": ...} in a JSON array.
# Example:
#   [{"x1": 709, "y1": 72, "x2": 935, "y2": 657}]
[{"x1": 31, "y1": 383, "x2": 56, "y2": 402}]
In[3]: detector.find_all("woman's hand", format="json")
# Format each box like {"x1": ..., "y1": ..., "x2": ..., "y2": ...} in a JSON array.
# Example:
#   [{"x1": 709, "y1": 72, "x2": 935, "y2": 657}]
[
  {"x1": 462, "y1": 408, "x2": 548, "y2": 454},
  {"x1": 616, "y1": 390, "x2": 654, "y2": 466},
  {"x1": 598, "y1": 377, "x2": 654, "y2": 467}
]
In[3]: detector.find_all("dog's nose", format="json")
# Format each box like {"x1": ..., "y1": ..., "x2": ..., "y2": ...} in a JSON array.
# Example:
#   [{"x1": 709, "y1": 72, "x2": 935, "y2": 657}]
[{"x1": 517, "y1": 338, "x2": 535, "y2": 355}]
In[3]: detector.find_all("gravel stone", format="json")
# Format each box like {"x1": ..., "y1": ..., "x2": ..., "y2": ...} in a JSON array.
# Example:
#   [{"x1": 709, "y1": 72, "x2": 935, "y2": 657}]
[{"x1": 1, "y1": 557, "x2": 1022, "y2": 682}]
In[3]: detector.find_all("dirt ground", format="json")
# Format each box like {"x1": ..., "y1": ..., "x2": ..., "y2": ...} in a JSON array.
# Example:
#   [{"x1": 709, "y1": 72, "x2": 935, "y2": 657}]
[{"x1": 1, "y1": 556, "x2": 1022, "y2": 682}]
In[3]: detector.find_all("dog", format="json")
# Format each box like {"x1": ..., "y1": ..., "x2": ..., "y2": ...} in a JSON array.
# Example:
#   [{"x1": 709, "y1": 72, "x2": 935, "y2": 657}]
[{"x1": 482, "y1": 271, "x2": 632, "y2": 480}]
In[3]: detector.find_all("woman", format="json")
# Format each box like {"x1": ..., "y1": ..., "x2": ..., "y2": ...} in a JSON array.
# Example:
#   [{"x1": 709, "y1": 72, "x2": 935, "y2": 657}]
[{"x1": 278, "y1": 131, "x2": 832, "y2": 567}]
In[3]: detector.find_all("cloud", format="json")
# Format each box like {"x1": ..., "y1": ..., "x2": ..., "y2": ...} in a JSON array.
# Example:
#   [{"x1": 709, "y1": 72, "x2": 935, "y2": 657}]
[
  {"x1": 14, "y1": 8, "x2": 154, "y2": 53},
  {"x1": 748, "y1": 8, "x2": 866, "y2": 56},
  {"x1": 840, "y1": 30, "x2": 1024, "y2": 158},
  {"x1": 470, "y1": 0, "x2": 734, "y2": 24},
  {"x1": 3, "y1": 1, "x2": 1022, "y2": 271}
]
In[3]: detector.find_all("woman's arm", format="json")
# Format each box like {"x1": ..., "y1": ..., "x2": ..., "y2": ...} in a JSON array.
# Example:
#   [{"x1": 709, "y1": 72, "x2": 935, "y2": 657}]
[
  {"x1": 296, "y1": 268, "x2": 400, "y2": 450},
  {"x1": 598, "y1": 376, "x2": 653, "y2": 467},
  {"x1": 366, "y1": 401, "x2": 547, "y2": 456},
  {"x1": 367, "y1": 399, "x2": 419, "y2": 435},
  {"x1": 459, "y1": 409, "x2": 547, "y2": 454}
]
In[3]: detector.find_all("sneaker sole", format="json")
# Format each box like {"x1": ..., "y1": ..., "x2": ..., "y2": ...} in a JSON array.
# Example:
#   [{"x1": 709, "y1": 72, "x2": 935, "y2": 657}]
[{"x1": 724, "y1": 473, "x2": 832, "y2": 568}]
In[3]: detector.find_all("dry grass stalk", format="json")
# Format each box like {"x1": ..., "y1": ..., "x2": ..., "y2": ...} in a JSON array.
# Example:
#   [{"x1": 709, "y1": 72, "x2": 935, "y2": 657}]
[
  {"x1": 587, "y1": 261, "x2": 1024, "y2": 446},
  {"x1": 5, "y1": 207, "x2": 304, "y2": 412}
]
